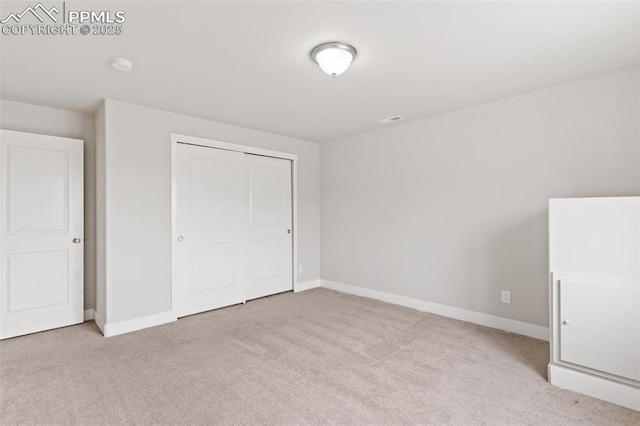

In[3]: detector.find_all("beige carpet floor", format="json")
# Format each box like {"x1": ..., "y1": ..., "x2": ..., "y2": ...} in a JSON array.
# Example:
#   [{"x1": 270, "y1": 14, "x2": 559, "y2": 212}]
[{"x1": 1, "y1": 288, "x2": 638, "y2": 425}]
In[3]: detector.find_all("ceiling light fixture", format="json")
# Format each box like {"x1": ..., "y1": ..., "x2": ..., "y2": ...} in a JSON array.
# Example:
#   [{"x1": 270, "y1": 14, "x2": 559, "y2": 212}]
[
  {"x1": 310, "y1": 42, "x2": 357, "y2": 77},
  {"x1": 109, "y1": 57, "x2": 133, "y2": 72}
]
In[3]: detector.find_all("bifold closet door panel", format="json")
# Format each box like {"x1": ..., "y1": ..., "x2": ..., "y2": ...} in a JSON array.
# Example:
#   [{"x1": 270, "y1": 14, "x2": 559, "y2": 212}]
[
  {"x1": 175, "y1": 143, "x2": 246, "y2": 318},
  {"x1": 245, "y1": 154, "x2": 293, "y2": 301}
]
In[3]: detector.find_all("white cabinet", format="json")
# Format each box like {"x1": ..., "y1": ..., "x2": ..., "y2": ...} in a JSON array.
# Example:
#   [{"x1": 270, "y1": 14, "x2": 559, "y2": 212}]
[{"x1": 549, "y1": 197, "x2": 639, "y2": 411}]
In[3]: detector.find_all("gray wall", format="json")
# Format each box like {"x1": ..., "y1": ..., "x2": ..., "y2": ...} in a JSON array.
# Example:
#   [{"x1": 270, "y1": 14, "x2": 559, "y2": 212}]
[
  {"x1": 101, "y1": 99, "x2": 320, "y2": 324},
  {"x1": 320, "y1": 67, "x2": 640, "y2": 327},
  {"x1": 94, "y1": 103, "x2": 106, "y2": 321},
  {"x1": 0, "y1": 100, "x2": 96, "y2": 311},
  {"x1": 4, "y1": 67, "x2": 637, "y2": 330}
]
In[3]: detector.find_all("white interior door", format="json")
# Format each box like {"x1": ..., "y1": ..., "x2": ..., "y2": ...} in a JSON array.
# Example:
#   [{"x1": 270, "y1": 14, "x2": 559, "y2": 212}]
[
  {"x1": 175, "y1": 143, "x2": 246, "y2": 317},
  {"x1": 245, "y1": 154, "x2": 292, "y2": 300},
  {"x1": 0, "y1": 129, "x2": 84, "y2": 339}
]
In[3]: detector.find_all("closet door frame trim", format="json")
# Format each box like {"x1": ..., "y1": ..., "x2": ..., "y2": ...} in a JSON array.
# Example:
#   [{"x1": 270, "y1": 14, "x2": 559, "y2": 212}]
[{"x1": 170, "y1": 133, "x2": 299, "y2": 316}]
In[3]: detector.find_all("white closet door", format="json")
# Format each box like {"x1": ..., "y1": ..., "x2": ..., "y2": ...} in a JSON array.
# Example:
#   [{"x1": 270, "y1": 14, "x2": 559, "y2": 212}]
[
  {"x1": 175, "y1": 143, "x2": 245, "y2": 317},
  {"x1": 245, "y1": 154, "x2": 292, "y2": 300},
  {"x1": 0, "y1": 129, "x2": 84, "y2": 339}
]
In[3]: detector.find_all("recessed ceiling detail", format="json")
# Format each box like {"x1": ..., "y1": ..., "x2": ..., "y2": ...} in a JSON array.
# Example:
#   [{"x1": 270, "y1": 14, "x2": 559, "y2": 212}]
[
  {"x1": 378, "y1": 116, "x2": 405, "y2": 124},
  {"x1": 109, "y1": 57, "x2": 133, "y2": 72}
]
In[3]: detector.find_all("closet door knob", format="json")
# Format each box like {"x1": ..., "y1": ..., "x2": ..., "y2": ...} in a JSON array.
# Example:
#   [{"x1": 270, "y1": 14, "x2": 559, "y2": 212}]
[
  {"x1": 72, "y1": 238, "x2": 82, "y2": 244},
  {"x1": 177, "y1": 235, "x2": 184, "y2": 242},
  {"x1": 287, "y1": 229, "x2": 291, "y2": 234},
  {"x1": 562, "y1": 320, "x2": 570, "y2": 325}
]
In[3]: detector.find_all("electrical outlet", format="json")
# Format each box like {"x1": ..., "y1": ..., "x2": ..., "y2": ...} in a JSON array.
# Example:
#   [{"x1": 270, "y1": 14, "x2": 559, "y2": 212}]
[
  {"x1": 501, "y1": 290, "x2": 511, "y2": 304},
  {"x1": 298, "y1": 265, "x2": 304, "y2": 274}
]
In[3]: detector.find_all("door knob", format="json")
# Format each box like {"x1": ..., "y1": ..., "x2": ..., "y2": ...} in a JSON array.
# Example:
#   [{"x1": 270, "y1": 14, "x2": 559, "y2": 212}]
[
  {"x1": 177, "y1": 235, "x2": 184, "y2": 242},
  {"x1": 72, "y1": 238, "x2": 82, "y2": 244},
  {"x1": 287, "y1": 229, "x2": 291, "y2": 234},
  {"x1": 562, "y1": 320, "x2": 570, "y2": 325}
]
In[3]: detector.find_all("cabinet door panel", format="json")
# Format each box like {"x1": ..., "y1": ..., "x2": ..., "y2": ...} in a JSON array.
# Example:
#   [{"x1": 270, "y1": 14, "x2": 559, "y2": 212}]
[{"x1": 559, "y1": 279, "x2": 640, "y2": 381}]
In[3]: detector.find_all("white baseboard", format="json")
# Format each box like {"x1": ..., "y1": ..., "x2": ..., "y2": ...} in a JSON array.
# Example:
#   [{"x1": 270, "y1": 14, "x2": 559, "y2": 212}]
[
  {"x1": 321, "y1": 279, "x2": 549, "y2": 341},
  {"x1": 294, "y1": 279, "x2": 321, "y2": 292},
  {"x1": 103, "y1": 311, "x2": 176, "y2": 337},
  {"x1": 93, "y1": 310, "x2": 106, "y2": 335},
  {"x1": 548, "y1": 363, "x2": 640, "y2": 411},
  {"x1": 83, "y1": 309, "x2": 94, "y2": 321}
]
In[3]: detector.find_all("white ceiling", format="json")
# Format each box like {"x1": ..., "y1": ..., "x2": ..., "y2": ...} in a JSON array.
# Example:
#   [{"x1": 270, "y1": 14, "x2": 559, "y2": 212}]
[{"x1": 1, "y1": 1, "x2": 638, "y2": 142}]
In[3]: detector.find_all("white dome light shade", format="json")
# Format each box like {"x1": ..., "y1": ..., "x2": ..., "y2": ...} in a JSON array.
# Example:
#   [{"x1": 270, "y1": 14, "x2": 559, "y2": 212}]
[{"x1": 311, "y1": 42, "x2": 357, "y2": 77}]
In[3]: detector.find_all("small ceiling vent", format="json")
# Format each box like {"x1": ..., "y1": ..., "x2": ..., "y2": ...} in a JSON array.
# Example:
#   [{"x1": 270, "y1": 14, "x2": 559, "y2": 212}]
[{"x1": 377, "y1": 115, "x2": 405, "y2": 124}]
